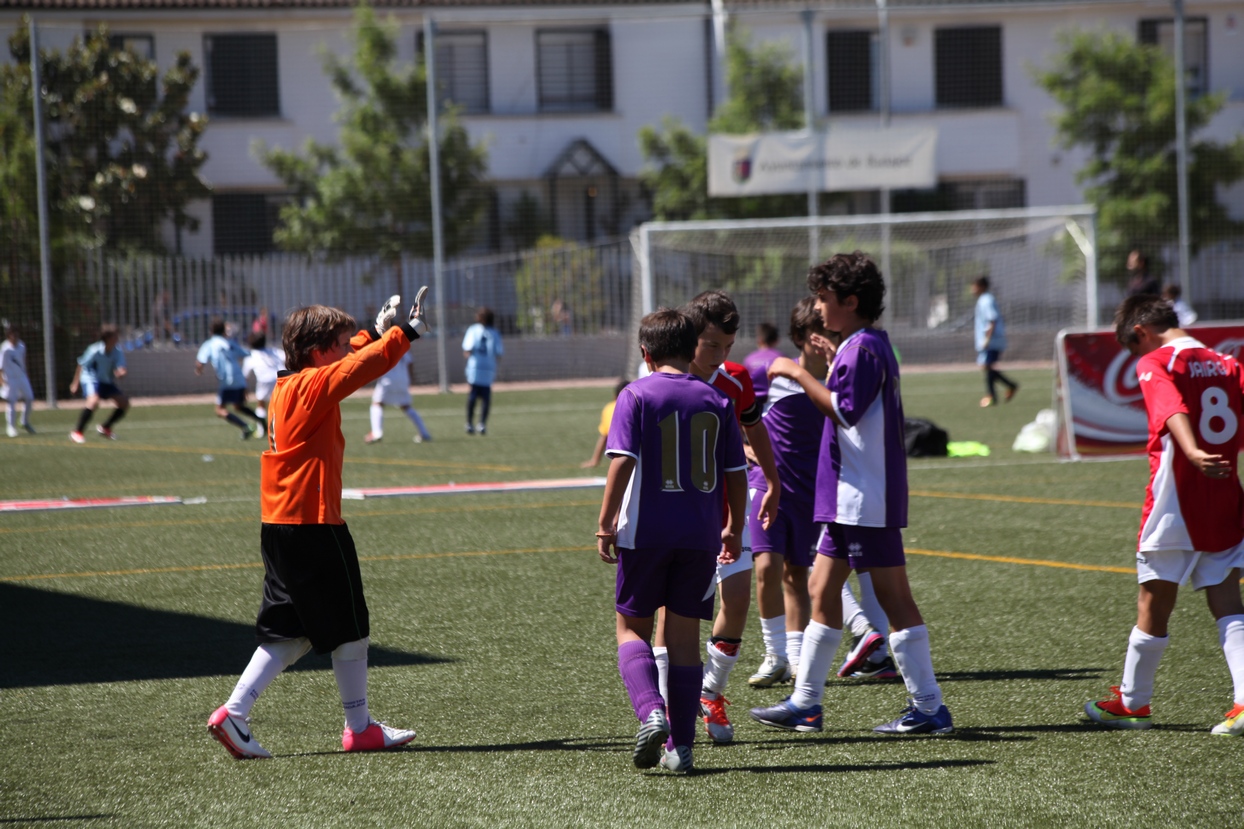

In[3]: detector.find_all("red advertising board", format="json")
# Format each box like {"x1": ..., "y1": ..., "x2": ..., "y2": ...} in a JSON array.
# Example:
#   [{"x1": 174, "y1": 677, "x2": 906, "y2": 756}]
[{"x1": 1056, "y1": 323, "x2": 1244, "y2": 459}]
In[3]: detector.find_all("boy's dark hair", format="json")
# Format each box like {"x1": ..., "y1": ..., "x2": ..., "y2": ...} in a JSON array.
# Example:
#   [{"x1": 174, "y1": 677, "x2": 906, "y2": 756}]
[
  {"x1": 757, "y1": 322, "x2": 779, "y2": 346},
  {"x1": 788, "y1": 296, "x2": 825, "y2": 349},
  {"x1": 476, "y1": 307, "x2": 495, "y2": 327},
  {"x1": 1114, "y1": 295, "x2": 1179, "y2": 346},
  {"x1": 248, "y1": 331, "x2": 267, "y2": 350},
  {"x1": 99, "y1": 323, "x2": 119, "y2": 341},
  {"x1": 807, "y1": 252, "x2": 886, "y2": 323},
  {"x1": 210, "y1": 317, "x2": 226, "y2": 336},
  {"x1": 613, "y1": 378, "x2": 628, "y2": 397},
  {"x1": 683, "y1": 290, "x2": 740, "y2": 336},
  {"x1": 282, "y1": 305, "x2": 357, "y2": 372},
  {"x1": 974, "y1": 276, "x2": 990, "y2": 291},
  {"x1": 638, "y1": 307, "x2": 697, "y2": 364}
]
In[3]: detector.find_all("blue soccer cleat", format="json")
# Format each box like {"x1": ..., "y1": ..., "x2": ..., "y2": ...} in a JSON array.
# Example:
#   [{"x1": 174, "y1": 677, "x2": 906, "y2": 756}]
[
  {"x1": 748, "y1": 697, "x2": 823, "y2": 733},
  {"x1": 874, "y1": 700, "x2": 954, "y2": 735}
]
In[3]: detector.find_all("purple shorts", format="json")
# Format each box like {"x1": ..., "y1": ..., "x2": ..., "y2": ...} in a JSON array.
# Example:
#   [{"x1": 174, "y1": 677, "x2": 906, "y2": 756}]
[
  {"x1": 750, "y1": 496, "x2": 818, "y2": 568},
  {"x1": 616, "y1": 546, "x2": 717, "y2": 621},
  {"x1": 816, "y1": 523, "x2": 906, "y2": 569}
]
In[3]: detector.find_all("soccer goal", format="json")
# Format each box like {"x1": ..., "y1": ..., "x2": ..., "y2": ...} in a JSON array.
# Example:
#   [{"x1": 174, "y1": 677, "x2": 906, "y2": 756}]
[{"x1": 631, "y1": 205, "x2": 1097, "y2": 366}]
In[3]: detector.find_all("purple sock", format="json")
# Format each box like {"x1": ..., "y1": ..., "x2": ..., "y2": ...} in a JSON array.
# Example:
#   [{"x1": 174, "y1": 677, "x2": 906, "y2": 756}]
[
  {"x1": 618, "y1": 640, "x2": 664, "y2": 722},
  {"x1": 666, "y1": 664, "x2": 701, "y2": 750}
]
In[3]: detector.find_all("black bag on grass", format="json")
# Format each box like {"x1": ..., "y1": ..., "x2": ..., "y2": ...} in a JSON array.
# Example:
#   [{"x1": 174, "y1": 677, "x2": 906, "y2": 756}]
[{"x1": 904, "y1": 417, "x2": 948, "y2": 457}]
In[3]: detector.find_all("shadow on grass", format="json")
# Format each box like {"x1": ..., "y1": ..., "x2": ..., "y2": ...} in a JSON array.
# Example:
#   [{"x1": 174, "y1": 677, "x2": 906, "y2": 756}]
[
  {"x1": 933, "y1": 668, "x2": 1107, "y2": 683},
  {"x1": 284, "y1": 736, "x2": 625, "y2": 760},
  {"x1": 741, "y1": 730, "x2": 1033, "y2": 748},
  {"x1": 0, "y1": 583, "x2": 447, "y2": 689},
  {"x1": 684, "y1": 758, "x2": 993, "y2": 777}
]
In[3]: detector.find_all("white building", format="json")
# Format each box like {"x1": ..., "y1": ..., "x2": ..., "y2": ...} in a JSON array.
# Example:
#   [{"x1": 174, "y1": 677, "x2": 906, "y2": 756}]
[{"x1": 4, "y1": 0, "x2": 1241, "y2": 258}]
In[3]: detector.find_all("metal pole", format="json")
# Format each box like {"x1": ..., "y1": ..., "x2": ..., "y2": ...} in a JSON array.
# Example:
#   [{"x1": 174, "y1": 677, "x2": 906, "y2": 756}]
[
  {"x1": 1086, "y1": 213, "x2": 1099, "y2": 327},
  {"x1": 424, "y1": 16, "x2": 449, "y2": 393},
  {"x1": 30, "y1": 20, "x2": 57, "y2": 407},
  {"x1": 710, "y1": 0, "x2": 728, "y2": 111},
  {"x1": 877, "y1": 0, "x2": 892, "y2": 283},
  {"x1": 1172, "y1": 0, "x2": 1192, "y2": 302},
  {"x1": 802, "y1": 9, "x2": 819, "y2": 264}
]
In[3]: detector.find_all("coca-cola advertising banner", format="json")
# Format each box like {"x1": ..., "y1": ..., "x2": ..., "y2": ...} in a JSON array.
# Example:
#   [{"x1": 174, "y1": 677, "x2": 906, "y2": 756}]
[{"x1": 1056, "y1": 323, "x2": 1244, "y2": 459}]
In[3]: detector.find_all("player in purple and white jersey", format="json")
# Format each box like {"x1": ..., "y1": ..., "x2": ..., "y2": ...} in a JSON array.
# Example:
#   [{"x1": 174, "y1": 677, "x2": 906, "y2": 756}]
[
  {"x1": 751, "y1": 252, "x2": 952, "y2": 736},
  {"x1": 597, "y1": 308, "x2": 748, "y2": 774},
  {"x1": 743, "y1": 322, "x2": 784, "y2": 404},
  {"x1": 746, "y1": 299, "x2": 827, "y2": 687}
]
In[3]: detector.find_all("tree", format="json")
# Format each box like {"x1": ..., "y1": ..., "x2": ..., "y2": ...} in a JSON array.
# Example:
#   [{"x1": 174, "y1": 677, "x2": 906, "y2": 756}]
[
  {"x1": 638, "y1": 27, "x2": 808, "y2": 222},
  {"x1": 2, "y1": 19, "x2": 210, "y2": 255},
  {"x1": 260, "y1": 5, "x2": 490, "y2": 275},
  {"x1": 1034, "y1": 29, "x2": 1244, "y2": 281}
]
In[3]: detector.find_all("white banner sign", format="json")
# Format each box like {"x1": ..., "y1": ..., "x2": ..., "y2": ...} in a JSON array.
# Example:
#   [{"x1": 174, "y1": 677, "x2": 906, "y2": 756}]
[{"x1": 708, "y1": 126, "x2": 938, "y2": 196}]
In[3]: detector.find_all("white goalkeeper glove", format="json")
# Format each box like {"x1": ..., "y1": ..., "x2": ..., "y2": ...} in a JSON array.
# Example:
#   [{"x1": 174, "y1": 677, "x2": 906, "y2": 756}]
[
  {"x1": 374, "y1": 294, "x2": 402, "y2": 334},
  {"x1": 408, "y1": 285, "x2": 430, "y2": 337}
]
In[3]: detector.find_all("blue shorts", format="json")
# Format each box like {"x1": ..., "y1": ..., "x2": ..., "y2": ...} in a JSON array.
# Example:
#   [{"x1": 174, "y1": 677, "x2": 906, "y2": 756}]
[
  {"x1": 82, "y1": 381, "x2": 121, "y2": 400},
  {"x1": 977, "y1": 349, "x2": 1001, "y2": 367},
  {"x1": 816, "y1": 523, "x2": 906, "y2": 569},
  {"x1": 750, "y1": 495, "x2": 818, "y2": 568},
  {"x1": 616, "y1": 546, "x2": 717, "y2": 621},
  {"x1": 218, "y1": 387, "x2": 247, "y2": 406}
]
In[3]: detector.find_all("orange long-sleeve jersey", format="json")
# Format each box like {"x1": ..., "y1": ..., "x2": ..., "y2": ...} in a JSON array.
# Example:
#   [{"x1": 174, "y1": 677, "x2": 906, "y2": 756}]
[{"x1": 260, "y1": 325, "x2": 413, "y2": 524}]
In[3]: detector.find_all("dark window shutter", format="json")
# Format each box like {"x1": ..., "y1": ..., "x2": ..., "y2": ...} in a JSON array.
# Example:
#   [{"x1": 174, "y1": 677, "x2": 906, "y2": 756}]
[
  {"x1": 1138, "y1": 20, "x2": 1159, "y2": 44},
  {"x1": 206, "y1": 34, "x2": 279, "y2": 116},
  {"x1": 827, "y1": 31, "x2": 872, "y2": 112},
  {"x1": 934, "y1": 26, "x2": 1002, "y2": 108},
  {"x1": 594, "y1": 29, "x2": 613, "y2": 111}
]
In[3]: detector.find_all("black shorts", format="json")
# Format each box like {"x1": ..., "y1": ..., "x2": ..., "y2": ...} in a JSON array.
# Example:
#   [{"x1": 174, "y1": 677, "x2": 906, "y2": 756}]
[{"x1": 256, "y1": 523, "x2": 370, "y2": 654}]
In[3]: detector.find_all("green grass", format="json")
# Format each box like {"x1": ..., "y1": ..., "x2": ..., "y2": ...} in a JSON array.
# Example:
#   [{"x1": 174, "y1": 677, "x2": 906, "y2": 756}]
[{"x1": 2, "y1": 369, "x2": 1241, "y2": 828}]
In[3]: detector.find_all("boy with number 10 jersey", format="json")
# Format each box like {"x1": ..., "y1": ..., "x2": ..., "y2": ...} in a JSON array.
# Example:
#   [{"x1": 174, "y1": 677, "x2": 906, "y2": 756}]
[{"x1": 1085, "y1": 295, "x2": 1244, "y2": 736}]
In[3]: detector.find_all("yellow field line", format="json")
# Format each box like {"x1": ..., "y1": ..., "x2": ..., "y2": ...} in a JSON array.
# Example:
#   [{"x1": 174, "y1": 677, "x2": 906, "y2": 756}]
[
  {"x1": 910, "y1": 490, "x2": 1138, "y2": 510},
  {"x1": 2, "y1": 540, "x2": 1138, "y2": 583},
  {"x1": 906, "y1": 547, "x2": 1135, "y2": 575},
  {"x1": 0, "y1": 498, "x2": 600, "y2": 536}
]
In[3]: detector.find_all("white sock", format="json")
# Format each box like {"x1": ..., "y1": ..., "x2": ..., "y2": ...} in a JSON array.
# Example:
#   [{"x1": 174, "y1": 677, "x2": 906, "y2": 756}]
[
  {"x1": 1218, "y1": 615, "x2": 1244, "y2": 705},
  {"x1": 761, "y1": 615, "x2": 787, "y2": 658},
  {"x1": 653, "y1": 646, "x2": 670, "y2": 704},
  {"x1": 226, "y1": 638, "x2": 311, "y2": 718},
  {"x1": 404, "y1": 407, "x2": 430, "y2": 438},
  {"x1": 856, "y1": 573, "x2": 891, "y2": 639},
  {"x1": 254, "y1": 405, "x2": 266, "y2": 419},
  {"x1": 702, "y1": 640, "x2": 740, "y2": 696},
  {"x1": 332, "y1": 641, "x2": 372, "y2": 733},
  {"x1": 1120, "y1": 626, "x2": 1168, "y2": 711},
  {"x1": 890, "y1": 625, "x2": 942, "y2": 714},
  {"x1": 369, "y1": 404, "x2": 384, "y2": 437},
  {"x1": 790, "y1": 621, "x2": 841, "y2": 709},
  {"x1": 786, "y1": 630, "x2": 804, "y2": 670},
  {"x1": 842, "y1": 583, "x2": 871, "y2": 638}
]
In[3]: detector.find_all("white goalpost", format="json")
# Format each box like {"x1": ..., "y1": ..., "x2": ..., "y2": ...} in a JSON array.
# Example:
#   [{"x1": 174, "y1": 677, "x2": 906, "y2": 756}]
[{"x1": 632, "y1": 205, "x2": 1097, "y2": 366}]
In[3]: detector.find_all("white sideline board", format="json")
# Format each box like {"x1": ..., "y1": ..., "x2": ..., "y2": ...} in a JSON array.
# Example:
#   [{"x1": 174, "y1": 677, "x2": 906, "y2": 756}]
[{"x1": 343, "y1": 477, "x2": 607, "y2": 500}]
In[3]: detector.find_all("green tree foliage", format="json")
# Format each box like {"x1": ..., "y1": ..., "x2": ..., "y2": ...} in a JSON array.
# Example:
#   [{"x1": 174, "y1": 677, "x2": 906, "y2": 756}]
[
  {"x1": 638, "y1": 27, "x2": 807, "y2": 222},
  {"x1": 513, "y1": 236, "x2": 608, "y2": 335},
  {"x1": 1035, "y1": 29, "x2": 1244, "y2": 280},
  {"x1": 260, "y1": 5, "x2": 489, "y2": 269},
  {"x1": 2, "y1": 19, "x2": 209, "y2": 256}
]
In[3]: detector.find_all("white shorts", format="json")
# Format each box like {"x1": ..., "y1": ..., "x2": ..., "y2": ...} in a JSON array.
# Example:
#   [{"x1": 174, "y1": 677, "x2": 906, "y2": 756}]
[
  {"x1": 1136, "y1": 540, "x2": 1244, "y2": 590},
  {"x1": 372, "y1": 383, "x2": 411, "y2": 407},
  {"x1": 704, "y1": 488, "x2": 756, "y2": 599},
  {"x1": 1, "y1": 373, "x2": 34, "y2": 402}
]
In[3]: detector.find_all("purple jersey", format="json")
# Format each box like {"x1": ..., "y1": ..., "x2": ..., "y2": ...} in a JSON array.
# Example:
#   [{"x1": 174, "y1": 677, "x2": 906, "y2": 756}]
[
  {"x1": 747, "y1": 375, "x2": 823, "y2": 506},
  {"x1": 744, "y1": 347, "x2": 785, "y2": 400},
  {"x1": 607, "y1": 372, "x2": 747, "y2": 552},
  {"x1": 814, "y1": 328, "x2": 907, "y2": 528}
]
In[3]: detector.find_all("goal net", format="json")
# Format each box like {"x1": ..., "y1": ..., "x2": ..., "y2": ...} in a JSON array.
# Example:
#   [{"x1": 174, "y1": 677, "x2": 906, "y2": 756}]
[{"x1": 632, "y1": 205, "x2": 1098, "y2": 368}]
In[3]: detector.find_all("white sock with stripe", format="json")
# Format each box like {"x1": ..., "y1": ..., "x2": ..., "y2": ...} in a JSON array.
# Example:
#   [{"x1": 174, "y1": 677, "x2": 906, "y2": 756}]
[
  {"x1": 226, "y1": 638, "x2": 311, "y2": 718},
  {"x1": 761, "y1": 615, "x2": 787, "y2": 657},
  {"x1": 1218, "y1": 615, "x2": 1244, "y2": 705},
  {"x1": 790, "y1": 621, "x2": 841, "y2": 709},
  {"x1": 1120, "y1": 626, "x2": 1168, "y2": 711},
  {"x1": 890, "y1": 625, "x2": 942, "y2": 714}
]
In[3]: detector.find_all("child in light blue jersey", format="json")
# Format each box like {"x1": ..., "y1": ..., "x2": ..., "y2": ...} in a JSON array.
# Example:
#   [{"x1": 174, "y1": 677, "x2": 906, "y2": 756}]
[
  {"x1": 196, "y1": 318, "x2": 265, "y2": 439},
  {"x1": 462, "y1": 307, "x2": 503, "y2": 435},
  {"x1": 69, "y1": 324, "x2": 130, "y2": 443}
]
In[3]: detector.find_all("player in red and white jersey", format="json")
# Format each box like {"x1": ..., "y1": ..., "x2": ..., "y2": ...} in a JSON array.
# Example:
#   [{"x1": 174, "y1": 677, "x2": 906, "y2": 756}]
[{"x1": 1085, "y1": 295, "x2": 1244, "y2": 736}]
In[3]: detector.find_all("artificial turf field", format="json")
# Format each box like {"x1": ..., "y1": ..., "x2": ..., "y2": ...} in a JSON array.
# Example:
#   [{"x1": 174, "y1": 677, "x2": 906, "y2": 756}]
[{"x1": 2, "y1": 367, "x2": 1241, "y2": 828}]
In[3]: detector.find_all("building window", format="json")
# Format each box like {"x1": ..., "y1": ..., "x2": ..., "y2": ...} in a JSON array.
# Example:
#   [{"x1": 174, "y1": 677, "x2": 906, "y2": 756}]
[
  {"x1": 109, "y1": 33, "x2": 154, "y2": 60},
  {"x1": 417, "y1": 30, "x2": 489, "y2": 114},
  {"x1": 204, "y1": 34, "x2": 280, "y2": 117},
  {"x1": 826, "y1": 30, "x2": 878, "y2": 113},
  {"x1": 213, "y1": 194, "x2": 283, "y2": 255},
  {"x1": 536, "y1": 29, "x2": 613, "y2": 113},
  {"x1": 1139, "y1": 18, "x2": 1208, "y2": 97},
  {"x1": 892, "y1": 178, "x2": 1026, "y2": 213},
  {"x1": 934, "y1": 26, "x2": 1002, "y2": 108}
]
